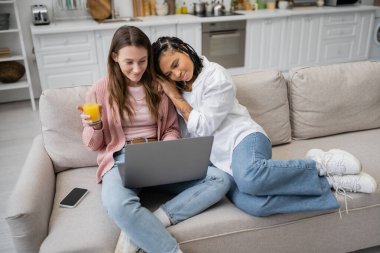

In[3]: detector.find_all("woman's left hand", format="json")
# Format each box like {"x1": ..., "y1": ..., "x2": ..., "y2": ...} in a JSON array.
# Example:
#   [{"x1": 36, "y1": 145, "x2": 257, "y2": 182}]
[{"x1": 157, "y1": 76, "x2": 180, "y2": 99}]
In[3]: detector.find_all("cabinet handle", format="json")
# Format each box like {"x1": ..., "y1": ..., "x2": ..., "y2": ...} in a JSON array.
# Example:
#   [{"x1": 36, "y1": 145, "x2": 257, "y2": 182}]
[{"x1": 265, "y1": 19, "x2": 272, "y2": 25}]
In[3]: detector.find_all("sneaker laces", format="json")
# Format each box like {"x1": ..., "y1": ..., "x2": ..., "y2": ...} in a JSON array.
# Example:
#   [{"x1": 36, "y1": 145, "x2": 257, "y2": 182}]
[{"x1": 327, "y1": 173, "x2": 354, "y2": 219}]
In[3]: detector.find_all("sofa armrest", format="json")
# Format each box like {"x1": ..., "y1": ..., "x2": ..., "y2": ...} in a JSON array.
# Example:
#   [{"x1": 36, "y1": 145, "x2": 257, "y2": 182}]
[{"x1": 5, "y1": 135, "x2": 56, "y2": 253}]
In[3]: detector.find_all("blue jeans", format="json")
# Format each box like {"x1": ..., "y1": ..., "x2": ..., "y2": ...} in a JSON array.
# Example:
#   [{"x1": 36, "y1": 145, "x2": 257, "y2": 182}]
[
  {"x1": 102, "y1": 148, "x2": 230, "y2": 253},
  {"x1": 227, "y1": 132, "x2": 339, "y2": 217}
]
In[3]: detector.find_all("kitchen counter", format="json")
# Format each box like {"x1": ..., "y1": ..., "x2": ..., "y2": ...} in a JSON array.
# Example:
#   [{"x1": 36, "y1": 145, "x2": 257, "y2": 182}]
[
  {"x1": 31, "y1": 5, "x2": 379, "y2": 34},
  {"x1": 30, "y1": 4, "x2": 377, "y2": 91}
]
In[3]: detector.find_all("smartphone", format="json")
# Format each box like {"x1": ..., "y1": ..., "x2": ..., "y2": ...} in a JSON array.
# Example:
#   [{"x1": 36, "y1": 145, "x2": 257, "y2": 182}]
[{"x1": 59, "y1": 187, "x2": 88, "y2": 208}]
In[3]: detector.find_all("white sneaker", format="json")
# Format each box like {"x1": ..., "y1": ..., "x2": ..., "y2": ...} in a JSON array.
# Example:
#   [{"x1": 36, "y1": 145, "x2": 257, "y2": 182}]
[
  {"x1": 115, "y1": 232, "x2": 140, "y2": 253},
  {"x1": 327, "y1": 172, "x2": 378, "y2": 193},
  {"x1": 306, "y1": 148, "x2": 361, "y2": 176}
]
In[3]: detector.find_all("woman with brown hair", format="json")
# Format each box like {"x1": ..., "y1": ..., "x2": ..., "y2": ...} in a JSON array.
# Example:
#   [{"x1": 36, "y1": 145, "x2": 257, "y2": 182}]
[{"x1": 78, "y1": 26, "x2": 230, "y2": 253}]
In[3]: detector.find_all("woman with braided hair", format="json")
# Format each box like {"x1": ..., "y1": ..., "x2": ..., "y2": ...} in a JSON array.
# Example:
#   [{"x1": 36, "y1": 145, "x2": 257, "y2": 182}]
[{"x1": 152, "y1": 36, "x2": 377, "y2": 217}]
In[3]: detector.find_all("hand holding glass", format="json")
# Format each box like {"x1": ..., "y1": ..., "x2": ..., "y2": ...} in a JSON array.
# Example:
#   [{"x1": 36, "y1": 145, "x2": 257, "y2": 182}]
[{"x1": 82, "y1": 103, "x2": 101, "y2": 125}]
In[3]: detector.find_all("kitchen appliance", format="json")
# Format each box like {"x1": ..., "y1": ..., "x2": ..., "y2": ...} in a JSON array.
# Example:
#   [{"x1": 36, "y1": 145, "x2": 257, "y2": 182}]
[
  {"x1": 292, "y1": 0, "x2": 318, "y2": 7},
  {"x1": 324, "y1": 0, "x2": 358, "y2": 5},
  {"x1": 202, "y1": 20, "x2": 246, "y2": 68},
  {"x1": 212, "y1": 1, "x2": 226, "y2": 16},
  {"x1": 31, "y1": 4, "x2": 50, "y2": 25},
  {"x1": 193, "y1": 2, "x2": 207, "y2": 15},
  {"x1": 192, "y1": 11, "x2": 243, "y2": 17}
]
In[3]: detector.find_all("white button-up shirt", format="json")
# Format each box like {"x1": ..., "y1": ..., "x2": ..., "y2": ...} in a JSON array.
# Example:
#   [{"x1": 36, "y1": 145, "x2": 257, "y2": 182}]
[{"x1": 179, "y1": 57, "x2": 267, "y2": 175}]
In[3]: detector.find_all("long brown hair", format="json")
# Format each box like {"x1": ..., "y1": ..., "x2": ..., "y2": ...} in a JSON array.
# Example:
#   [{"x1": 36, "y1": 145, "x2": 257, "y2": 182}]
[{"x1": 107, "y1": 25, "x2": 160, "y2": 122}]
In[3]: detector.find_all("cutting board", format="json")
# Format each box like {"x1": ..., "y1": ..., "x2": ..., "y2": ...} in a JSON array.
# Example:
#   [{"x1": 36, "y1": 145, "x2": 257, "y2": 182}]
[{"x1": 87, "y1": 0, "x2": 112, "y2": 21}]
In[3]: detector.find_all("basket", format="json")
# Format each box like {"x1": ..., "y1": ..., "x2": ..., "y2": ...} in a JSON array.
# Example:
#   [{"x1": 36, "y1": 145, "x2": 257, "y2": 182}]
[
  {"x1": 0, "y1": 13, "x2": 10, "y2": 30},
  {"x1": 0, "y1": 61, "x2": 25, "y2": 83}
]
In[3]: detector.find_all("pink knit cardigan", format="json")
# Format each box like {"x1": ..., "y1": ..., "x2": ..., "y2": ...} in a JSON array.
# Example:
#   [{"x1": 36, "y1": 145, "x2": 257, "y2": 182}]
[{"x1": 82, "y1": 77, "x2": 180, "y2": 183}]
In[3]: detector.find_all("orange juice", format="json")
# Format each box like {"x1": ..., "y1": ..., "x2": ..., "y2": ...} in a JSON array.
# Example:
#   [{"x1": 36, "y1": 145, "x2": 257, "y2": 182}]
[{"x1": 83, "y1": 103, "x2": 100, "y2": 123}]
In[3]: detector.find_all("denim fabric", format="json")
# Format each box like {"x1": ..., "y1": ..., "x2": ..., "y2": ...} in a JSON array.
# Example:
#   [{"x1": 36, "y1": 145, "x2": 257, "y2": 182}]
[
  {"x1": 102, "y1": 148, "x2": 230, "y2": 252},
  {"x1": 227, "y1": 132, "x2": 339, "y2": 217},
  {"x1": 157, "y1": 165, "x2": 230, "y2": 225}
]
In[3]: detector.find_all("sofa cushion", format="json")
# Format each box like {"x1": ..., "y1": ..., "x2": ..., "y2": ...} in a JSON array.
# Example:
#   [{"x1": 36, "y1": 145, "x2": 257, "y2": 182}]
[
  {"x1": 288, "y1": 61, "x2": 380, "y2": 139},
  {"x1": 39, "y1": 167, "x2": 119, "y2": 253},
  {"x1": 39, "y1": 86, "x2": 98, "y2": 172},
  {"x1": 233, "y1": 70, "x2": 291, "y2": 145}
]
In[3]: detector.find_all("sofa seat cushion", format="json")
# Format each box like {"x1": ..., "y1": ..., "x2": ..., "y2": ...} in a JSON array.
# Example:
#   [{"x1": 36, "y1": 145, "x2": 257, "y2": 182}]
[
  {"x1": 288, "y1": 61, "x2": 380, "y2": 139},
  {"x1": 40, "y1": 167, "x2": 119, "y2": 253},
  {"x1": 233, "y1": 70, "x2": 291, "y2": 145},
  {"x1": 143, "y1": 190, "x2": 380, "y2": 253}
]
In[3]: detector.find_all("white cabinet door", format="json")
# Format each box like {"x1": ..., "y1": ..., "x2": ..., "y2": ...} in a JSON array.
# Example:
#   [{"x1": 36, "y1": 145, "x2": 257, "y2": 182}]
[
  {"x1": 176, "y1": 23, "x2": 202, "y2": 54},
  {"x1": 352, "y1": 11, "x2": 374, "y2": 60},
  {"x1": 286, "y1": 14, "x2": 323, "y2": 69},
  {"x1": 148, "y1": 25, "x2": 177, "y2": 43},
  {"x1": 39, "y1": 65, "x2": 99, "y2": 90},
  {"x1": 95, "y1": 29, "x2": 117, "y2": 77},
  {"x1": 319, "y1": 11, "x2": 374, "y2": 64},
  {"x1": 246, "y1": 17, "x2": 288, "y2": 71},
  {"x1": 33, "y1": 31, "x2": 100, "y2": 89}
]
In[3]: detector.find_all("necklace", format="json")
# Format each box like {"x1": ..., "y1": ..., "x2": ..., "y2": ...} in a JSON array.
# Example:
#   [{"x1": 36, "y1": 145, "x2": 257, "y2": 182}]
[{"x1": 133, "y1": 95, "x2": 146, "y2": 101}]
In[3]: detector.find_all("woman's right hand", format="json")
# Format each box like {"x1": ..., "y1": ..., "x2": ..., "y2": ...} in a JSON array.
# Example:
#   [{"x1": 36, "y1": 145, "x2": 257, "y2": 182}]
[{"x1": 77, "y1": 105, "x2": 102, "y2": 129}]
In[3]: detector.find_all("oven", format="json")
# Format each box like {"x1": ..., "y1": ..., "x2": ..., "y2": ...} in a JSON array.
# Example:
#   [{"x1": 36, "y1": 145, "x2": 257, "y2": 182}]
[{"x1": 202, "y1": 20, "x2": 246, "y2": 69}]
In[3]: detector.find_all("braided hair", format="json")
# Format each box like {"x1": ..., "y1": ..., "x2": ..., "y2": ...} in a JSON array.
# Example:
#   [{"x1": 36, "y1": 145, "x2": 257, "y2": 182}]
[{"x1": 152, "y1": 37, "x2": 203, "y2": 91}]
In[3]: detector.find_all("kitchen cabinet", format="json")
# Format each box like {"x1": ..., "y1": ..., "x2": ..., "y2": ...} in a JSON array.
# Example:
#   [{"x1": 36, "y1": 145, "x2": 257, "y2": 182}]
[
  {"x1": 286, "y1": 14, "x2": 323, "y2": 68},
  {"x1": 34, "y1": 24, "x2": 176, "y2": 90},
  {"x1": 0, "y1": 0, "x2": 35, "y2": 110},
  {"x1": 176, "y1": 23, "x2": 202, "y2": 54},
  {"x1": 32, "y1": 31, "x2": 100, "y2": 89},
  {"x1": 319, "y1": 11, "x2": 374, "y2": 64},
  {"x1": 149, "y1": 24, "x2": 177, "y2": 42},
  {"x1": 245, "y1": 17, "x2": 288, "y2": 71},
  {"x1": 30, "y1": 6, "x2": 376, "y2": 90},
  {"x1": 245, "y1": 10, "x2": 374, "y2": 71}
]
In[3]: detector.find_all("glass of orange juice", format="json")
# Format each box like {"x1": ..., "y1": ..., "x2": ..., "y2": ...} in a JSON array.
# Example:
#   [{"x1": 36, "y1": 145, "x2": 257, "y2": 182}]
[{"x1": 82, "y1": 103, "x2": 101, "y2": 124}]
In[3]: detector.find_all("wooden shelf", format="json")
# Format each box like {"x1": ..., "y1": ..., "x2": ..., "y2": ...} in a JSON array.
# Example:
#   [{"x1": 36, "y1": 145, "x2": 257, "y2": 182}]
[
  {"x1": 0, "y1": 81, "x2": 29, "y2": 91},
  {"x1": 0, "y1": 55, "x2": 24, "y2": 62},
  {"x1": 0, "y1": 0, "x2": 36, "y2": 110}
]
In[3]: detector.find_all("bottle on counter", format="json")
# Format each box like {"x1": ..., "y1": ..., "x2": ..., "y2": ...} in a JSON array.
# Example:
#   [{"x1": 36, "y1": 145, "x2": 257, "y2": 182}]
[
  {"x1": 167, "y1": 0, "x2": 176, "y2": 14},
  {"x1": 256, "y1": 0, "x2": 266, "y2": 9},
  {"x1": 181, "y1": 1, "x2": 188, "y2": 14}
]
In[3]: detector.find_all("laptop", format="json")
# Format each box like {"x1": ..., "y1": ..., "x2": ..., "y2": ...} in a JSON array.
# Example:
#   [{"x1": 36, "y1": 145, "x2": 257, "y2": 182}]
[{"x1": 118, "y1": 136, "x2": 214, "y2": 188}]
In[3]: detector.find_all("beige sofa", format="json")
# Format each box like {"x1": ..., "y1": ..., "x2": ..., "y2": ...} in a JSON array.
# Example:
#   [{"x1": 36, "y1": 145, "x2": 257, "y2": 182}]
[{"x1": 6, "y1": 61, "x2": 380, "y2": 253}]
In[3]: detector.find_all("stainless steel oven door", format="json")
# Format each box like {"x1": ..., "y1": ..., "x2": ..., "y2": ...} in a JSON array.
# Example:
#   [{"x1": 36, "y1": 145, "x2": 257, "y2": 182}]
[{"x1": 202, "y1": 21, "x2": 246, "y2": 69}]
